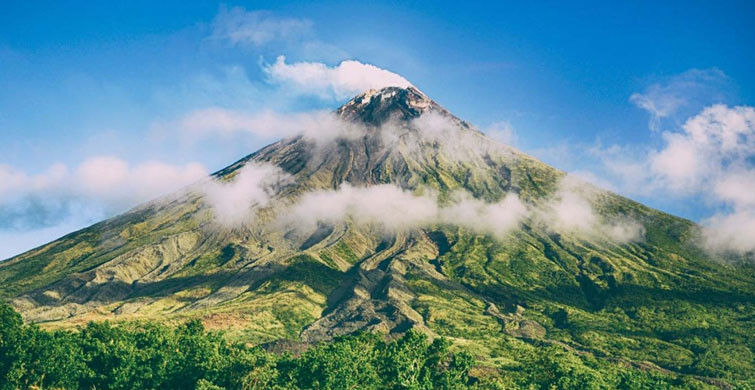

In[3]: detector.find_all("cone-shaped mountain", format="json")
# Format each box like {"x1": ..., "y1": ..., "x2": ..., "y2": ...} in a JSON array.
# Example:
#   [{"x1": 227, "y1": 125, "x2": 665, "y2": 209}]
[{"x1": 1, "y1": 87, "x2": 752, "y2": 383}]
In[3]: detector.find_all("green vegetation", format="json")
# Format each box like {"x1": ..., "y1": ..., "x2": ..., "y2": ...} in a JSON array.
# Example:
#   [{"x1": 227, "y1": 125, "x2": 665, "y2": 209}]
[
  {"x1": 0, "y1": 303, "x2": 726, "y2": 390},
  {"x1": 416, "y1": 227, "x2": 755, "y2": 387}
]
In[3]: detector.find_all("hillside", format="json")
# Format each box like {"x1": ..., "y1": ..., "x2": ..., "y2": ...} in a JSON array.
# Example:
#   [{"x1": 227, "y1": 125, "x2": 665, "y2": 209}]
[{"x1": 1, "y1": 87, "x2": 753, "y2": 386}]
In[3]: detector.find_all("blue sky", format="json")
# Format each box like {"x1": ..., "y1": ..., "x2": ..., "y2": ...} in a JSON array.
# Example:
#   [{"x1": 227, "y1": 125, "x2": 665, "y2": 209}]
[{"x1": 1, "y1": 0, "x2": 754, "y2": 259}]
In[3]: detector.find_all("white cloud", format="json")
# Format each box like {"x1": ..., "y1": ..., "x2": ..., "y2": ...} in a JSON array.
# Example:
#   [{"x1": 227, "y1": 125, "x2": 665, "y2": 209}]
[
  {"x1": 630, "y1": 68, "x2": 730, "y2": 131},
  {"x1": 0, "y1": 157, "x2": 206, "y2": 208},
  {"x1": 584, "y1": 103, "x2": 755, "y2": 255},
  {"x1": 75, "y1": 157, "x2": 207, "y2": 206},
  {"x1": 711, "y1": 169, "x2": 755, "y2": 208},
  {"x1": 629, "y1": 91, "x2": 684, "y2": 131},
  {"x1": 201, "y1": 163, "x2": 292, "y2": 227},
  {"x1": 703, "y1": 208, "x2": 755, "y2": 255},
  {"x1": 0, "y1": 157, "x2": 207, "y2": 258},
  {"x1": 651, "y1": 104, "x2": 755, "y2": 195},
  {"x1": 0, "y1": 163, "x2": 69, "y2": 202},
  {"x1": 206, "y1": 6, "x2": 348, "y2": 62},
  {"x1": 171, "y1": 101, "x2": 511, "y2": 161},
  {"x1": 649, "y1": 133, "x2": 702, "y2": 192},
  {"x1": 282, "y1": 184, "x2": 438, "y2": 233},
  {"x1": 175, "y1": 107, "x2": 364, "y2": 145},
  {"x1": 676, "y1": 105, "x2": 755, "y2": 255},
  {"x1": 399, "y1": 111, "x2": 513, "y2": 162},
  {"x1": 440, "y1": 192, "x2": 527, "y2": 237},
  {"x1": 264, "y1": 56, "x2": 413, "y2": 99},
  {"x1": 484, "y1": 121, "x2": 517, "y2": 146},
  {"x1": 277, "y1": 176, "x2": 643, "y2": 244},
  {"x1": 539, "y1": 175, "x2": 645, "y2": 243},
  {"x1": 557, "y1": 142, "x2": 658, "y2": 198},
  {"x1": 209, "y1": 6, "x2": 313, "y2": 47},
  {"x1": 278, "y1": 184, "x2": 527, "y2": 238}
]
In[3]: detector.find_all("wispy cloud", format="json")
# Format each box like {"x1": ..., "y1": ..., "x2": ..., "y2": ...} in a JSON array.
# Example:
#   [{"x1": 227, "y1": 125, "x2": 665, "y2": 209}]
[
  {"x1": 652, "y1": 105, "x2": 755, "y2": 192},
  {"x1": 169, "y1": 105, "x2": 519, "y2": 167},
  {"x1": 275, "y1": 176, "x2": 642, "y2": 244},
  {"x1": 529, "y1": 68, "x2": 755, "y2": 256},
  {"x1": 0, "y1": 157, "x2": 207, "y2": 259},
  {"x1": 681, "y1": 105, "x2": 755, "y2": 255},
  {"x1": 0, "y1": 158, "x2": 206, "y2": 230},
  {"x1": 397, "y1": 111, "x2": 514, "y2": 162},
  {"x1": 166, "y1": 107, "x2": 365, "y2": 147},
  {"x1": 538, "y1": 175, "x2": 645, "y2": 243},
  {"x1": 201, "y1": 163, "x2": 292, "y2": 227},
  {"x1": 277, "y1": 183, "x2": 528, "y2": 238},
  {"x1": 484, "y1": 121, "x2": 517, "y2": 146},
  {"x1": 583, "y1": 103, "x2": 755, "y2": 256},
  {"x1": 206, "y1": 6, "x2": 347, "y2": 61},
  {"x1": 629, "y1": 68, "x2": 731, "y2": 131},
  {"x1": 263, "y1": 56, "x2": 413, "y2": 99},
  {"x1": 279, "y1": 184, "x2": 439, "y2": 234},
  {"x1": 209, "y1": 6, "x2": 313, "y2": 47}
]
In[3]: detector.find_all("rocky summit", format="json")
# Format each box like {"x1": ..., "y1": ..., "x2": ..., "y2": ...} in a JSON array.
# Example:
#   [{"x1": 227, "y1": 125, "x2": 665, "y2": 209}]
[{"x1": 1, "y1": 87, "x2": 753, "y2": 385}]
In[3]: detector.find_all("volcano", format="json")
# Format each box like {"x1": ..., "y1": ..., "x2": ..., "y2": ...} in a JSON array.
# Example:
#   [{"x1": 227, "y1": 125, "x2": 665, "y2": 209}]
[{"x1": 1, "y1": 87, "x2": 752, "y2": 382}]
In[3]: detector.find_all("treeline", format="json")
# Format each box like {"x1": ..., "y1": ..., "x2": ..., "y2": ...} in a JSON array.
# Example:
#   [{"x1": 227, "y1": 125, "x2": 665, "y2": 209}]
[{"x1": 0, "y1": 304, "x2": 721, "y2": 390}]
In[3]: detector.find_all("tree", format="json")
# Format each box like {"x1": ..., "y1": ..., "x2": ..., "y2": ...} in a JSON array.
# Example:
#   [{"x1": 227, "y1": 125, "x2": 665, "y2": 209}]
[{"x1": 0, "y1": 304, "x2": 25, "y2": 390}]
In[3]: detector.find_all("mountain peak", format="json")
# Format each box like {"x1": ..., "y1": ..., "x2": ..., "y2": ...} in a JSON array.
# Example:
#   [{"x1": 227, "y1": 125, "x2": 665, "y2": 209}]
[{"x1": 336, "y1": 86, "x2": 442, "y2": 124}]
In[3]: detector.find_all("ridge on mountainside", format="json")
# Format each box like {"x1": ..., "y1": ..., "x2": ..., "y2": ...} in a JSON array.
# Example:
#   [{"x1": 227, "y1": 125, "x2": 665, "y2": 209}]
[{"x1": 0, "y1": 87, "x2": 753, "y2": 385}]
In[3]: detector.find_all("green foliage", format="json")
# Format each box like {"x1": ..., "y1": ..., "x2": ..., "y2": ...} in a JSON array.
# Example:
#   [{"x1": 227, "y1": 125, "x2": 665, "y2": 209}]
[
  {"x1": 2, "y1": 303, "x2": 730, "y2": 390},
  {"x1": 1, "y1": 305, "x2": 85, "y2": 390},
  {"x1": 0, "y1": 305, "x2": 478, "y2": 390},
  {"x1": 517, "y1": 347, "x2": 607, "y2": 390},
  {"x1": 420, "y1": 224, "x2": 755, "y2": 385}
]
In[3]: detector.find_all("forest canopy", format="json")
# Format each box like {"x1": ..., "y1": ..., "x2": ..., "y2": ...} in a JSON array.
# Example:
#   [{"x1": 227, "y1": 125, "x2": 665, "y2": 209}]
[{"x1": 0, "y1": 304, "x2": 731, "y2": 390}]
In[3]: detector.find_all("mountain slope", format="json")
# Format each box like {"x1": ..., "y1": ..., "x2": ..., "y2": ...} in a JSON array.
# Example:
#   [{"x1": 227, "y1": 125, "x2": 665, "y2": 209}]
[{"x1": 1, "y1": 87, "x2": 753, "y2": 385}]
